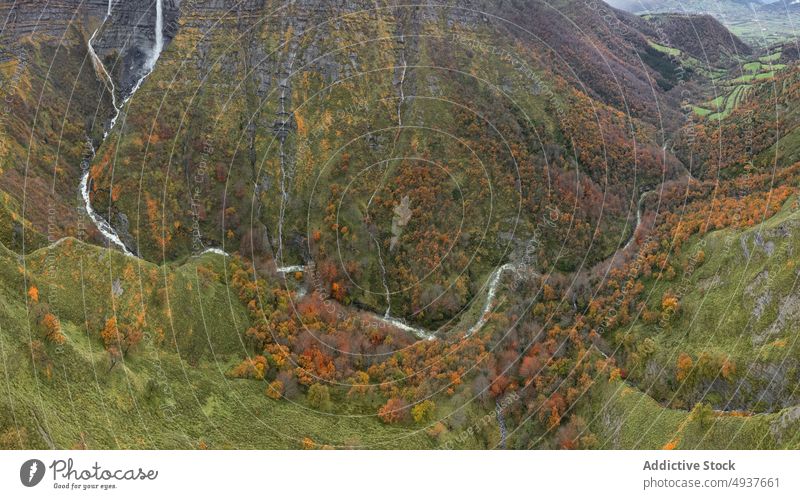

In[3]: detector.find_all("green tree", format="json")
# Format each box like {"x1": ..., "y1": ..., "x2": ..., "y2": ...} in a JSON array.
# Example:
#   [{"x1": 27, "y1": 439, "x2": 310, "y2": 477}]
[{"x1": 307, "y1": 383, "x2": 331, "y2": 410}]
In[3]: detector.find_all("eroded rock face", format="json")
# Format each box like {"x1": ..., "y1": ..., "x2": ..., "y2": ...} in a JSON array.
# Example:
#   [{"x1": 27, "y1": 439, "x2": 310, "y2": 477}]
[
  {"x1": 771, "y1": 406, "x2": 800, "y2": 446},
  {"x1": 0, "y1": 0, "x2": 106, "y2": 41},
  {"x1": 91, "y1": 0, "x2": 181, "y2": 98}
]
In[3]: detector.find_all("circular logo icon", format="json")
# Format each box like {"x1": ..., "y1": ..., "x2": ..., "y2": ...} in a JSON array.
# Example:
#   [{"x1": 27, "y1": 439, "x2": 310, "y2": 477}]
[{"x1": 20, "y1": 459, "x2": 45, "y2": 487}]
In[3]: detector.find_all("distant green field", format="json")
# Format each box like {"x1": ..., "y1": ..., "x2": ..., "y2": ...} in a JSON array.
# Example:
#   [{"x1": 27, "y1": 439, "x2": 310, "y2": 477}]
[
  {"x1": 743, "y1": 61, "x2": 762, "y2": 73},
  {"x1": 729, "y1": 19, "x2": 799, "y2": 47},
  {"x1": 698, "y1": 84, "x2": 751, "y2": 121},
  {"x1": 692, "y1": 51, "x2": 786, "y2": 120},
  {"x1": 648, "y1": 40, "x2": 681, "y2": 57}
]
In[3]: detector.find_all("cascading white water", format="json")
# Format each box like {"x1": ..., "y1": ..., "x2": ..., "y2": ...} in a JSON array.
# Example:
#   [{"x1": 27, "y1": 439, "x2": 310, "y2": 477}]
[
  {"x1": 81, "y1": 0, "x2": 167, "y2": 256},
  {"x1": 82, "y1": 5, "x2": 133, "y2": 254},
  {"x1": 622, "y1": 190, "x2": 654, "y2": 252},
  {"x1": 276, "y1": 265, "x2": 305, "y2": 273},
  {"x1": 87, "y1": 7, "x2": 119, "y2": 138},
  {"x1": 144, "y1": 0, "x2": 164, "y2": 73},
  {"x1": 80, "y1": 4, "x2": 519, "y2": 341},
  {"x1": 465, "y1": 263, "x2": 517, "y2": 337},
  {"x1": 79, "y1": 139, "x2": 133, "y2": 255},
  {"x1": 199, "y1": 248, "x2": 229, "y2": 257}
]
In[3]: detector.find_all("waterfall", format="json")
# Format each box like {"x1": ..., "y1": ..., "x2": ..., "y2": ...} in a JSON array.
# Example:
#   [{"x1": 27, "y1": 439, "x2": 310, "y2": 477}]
[
  {"x1": 83, "y1": 0, "x2": 235, "y2": 259},
  {"x1": 144, "y1": 0, "x2": 164, "y2": 73},
  {"x1": 87, "y1": 3, "x2": 119, "y2": 138},
  {"x1": 78, "y1": 3, "x2": 519, "y2": 341},
  {"x1": 275, "y1": 26, "x2": 297, "y2": 265},
  {"x1": 82, "y1": 4, "x2": 133, "y2": 254},
  {"x1": 465, "y1": 263, "x2": 516, "y2": 337},
  {"x1": 79, "y1": 140, "x2": 133, "y2": 255}
]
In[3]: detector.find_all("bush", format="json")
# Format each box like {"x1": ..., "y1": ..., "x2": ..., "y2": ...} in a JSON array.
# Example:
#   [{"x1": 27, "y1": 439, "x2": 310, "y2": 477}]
[{"x1": 265, "y1": 380, "x2": 284, "y2": 400}]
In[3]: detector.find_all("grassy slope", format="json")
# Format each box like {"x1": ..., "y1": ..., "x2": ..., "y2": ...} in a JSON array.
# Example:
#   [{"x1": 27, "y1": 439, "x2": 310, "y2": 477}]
[
  {"x1": 3, "y1": 3, "x2": 796, "y2": 450},
  {"x1": 585, "y1": 380, "x2": 796, "y2": 449},
  {"x1": 0, "y1": 239, "x2": 432, "y2": 449},
  {"x1": 611, "y1": 196, "x2": 800, "y2": 414},
  {"x1": 691, "y1": 49, "x2": 787, "y2": 121},
  {"x1": 636, "y1": 197, "x2": 800, "y2": 361},
  {"x1": 2, "y1": 232, "x2": 795, "y2": 449}
]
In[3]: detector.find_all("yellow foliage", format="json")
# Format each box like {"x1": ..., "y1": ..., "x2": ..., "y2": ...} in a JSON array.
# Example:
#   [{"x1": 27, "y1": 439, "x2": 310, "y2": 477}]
[{"x1": 294, "y1": 111, "x2": 306, "y2": 136}]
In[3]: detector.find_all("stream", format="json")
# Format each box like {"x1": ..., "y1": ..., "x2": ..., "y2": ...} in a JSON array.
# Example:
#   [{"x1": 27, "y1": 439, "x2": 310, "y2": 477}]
[
  {"x1": 621, "y1": 189, "x2": 655, "y2": 252},
  {"x1": 276, "y1": 261, "x2": 532, "y2": 341}
]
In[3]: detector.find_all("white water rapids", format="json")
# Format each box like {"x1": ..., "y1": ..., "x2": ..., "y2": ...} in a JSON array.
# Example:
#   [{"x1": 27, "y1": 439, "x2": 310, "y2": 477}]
[
  {"x1": 79, "y1": 139, "x2": 133, "y2": 255},
  {"x1": 275, "y1": 262, "x2": 529, "y2": 341}
]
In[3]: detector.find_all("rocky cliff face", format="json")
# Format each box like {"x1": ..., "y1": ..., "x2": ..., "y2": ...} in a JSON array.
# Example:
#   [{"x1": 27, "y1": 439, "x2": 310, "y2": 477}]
[
  {"x1": 0, "y1": 0, "x2": 180, "y2": 97},
  {"x1": 0, "y1": 1, "x2": 107, "y2": 65},
  {"x1": 0, "y1": 0, "x2": 703, "y2": 322},
  {"x1": 0, "y1": 0, "x2": 106, "y2": 38},
  {"x1": 92, "y1": 0, "x2": 181, "y2": 97}
]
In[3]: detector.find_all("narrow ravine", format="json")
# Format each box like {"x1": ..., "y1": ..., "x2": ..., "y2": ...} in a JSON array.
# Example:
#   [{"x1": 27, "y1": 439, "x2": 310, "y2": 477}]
[
  {"x1": 621, "y1": 189, "x2": 655, "y2": 252},
  {"x1": 465, "y1": 263, "x2": 520, "y2": 337},
  {"x1": 365, "y1": 33, "x2": 410, "y2": 318},
  {"x1": 396, "y1": 33, "x2": 407, "y2": 128},
  {"x1": 79, "y1": 139, "x2": 133, "y2": 255},
  {"x1": 81, "y1": 0, "x2": 165, "y2": 256},
  {"x1": 82, "y1": 3, "x2": 131, "y2": 255},
  {"x1": 619, "y1": 144, "x2": 698, "y2": 253},
  {"x1": 373, "y1": 233, "x2": 393, "y2": 318}
]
